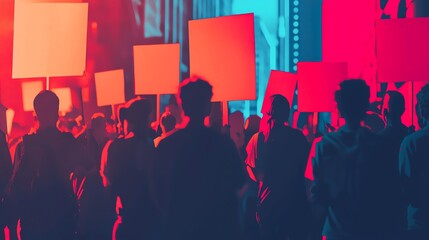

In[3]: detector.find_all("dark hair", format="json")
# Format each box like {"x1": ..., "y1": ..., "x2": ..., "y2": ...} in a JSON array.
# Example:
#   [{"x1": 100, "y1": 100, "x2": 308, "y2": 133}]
[
  {"x1": 179, "y1": 78, "x2": 213, "y2": 119},
  {"x1": 124, "y1": 99, "x2": 152, "y2": 132},
  {"x1": 33, "y1": 90, "x2": 59, "y2": 114},
  {"x1": 386, "y1": 90, "x2": 405, "y2": 117},
  {"x1": 161, "y1": 112, "x2": 176, "y2": 132},
  {"x1": 417, "y1": 83, "x2": 429, "y2": 120},
  {"x1": 335, "y1": 79, "x2": 370, "y2": 122},
  {"x1": 267, "y1": 94, "x2": 290, "y2": 124}
]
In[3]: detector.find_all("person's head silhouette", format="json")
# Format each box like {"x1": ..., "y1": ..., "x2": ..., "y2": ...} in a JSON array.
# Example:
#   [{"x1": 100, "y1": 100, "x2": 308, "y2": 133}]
[
  {"x1": 124, "y1": 99, "x2": 152, "y2": 135},
  {"x1": 33, "y1": 90, "x2": 59, "y2": 130},
  {"x1": 335, "y1": 79, "x2": 370, "y2": 128},
  {"x1": 179, "y1": 78, "x2": 213, "y2": 125},
  {"x1": 160, "y1": 112, "x2": 176, "y2": 134},
  {"x1": 416, "y1": 83, "x2": 429, "y2": 128},
  {"x1": 383, "y1": 91, "x2": 405, "y2": 124},
  {"x1": 267, "y1": 94, "x2": 290, "y2": 127}
]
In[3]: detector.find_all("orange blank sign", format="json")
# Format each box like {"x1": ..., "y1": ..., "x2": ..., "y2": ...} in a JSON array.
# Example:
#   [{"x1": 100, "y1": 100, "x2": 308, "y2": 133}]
[
  {"x1": 94, "y1": 69, "x2": 125, "y2": 107},
  {"x1": 134, "y1": 44, "x2": 180, "y2": 95},
  {"x1": 51, "y1": 88, "x2": 73, "y2": 112},
  {"x1": 189, "y1": 13, "x2": 256, "y2": 102},
  {"x1": 21, "y1": 81, "x2": 44, "y2": 111},
  {"x1": 13, "y1": 2, "x2": 88, "y2": 78},
  {"x1": 376, "y1": 18, "x2": 429, "y2": 82},
  {"x1": 261, "y1": 71, "x2": 297, "y2": 115},
  {"x1": 298, "y1": 62, "x2": 348, "y2": 112}
]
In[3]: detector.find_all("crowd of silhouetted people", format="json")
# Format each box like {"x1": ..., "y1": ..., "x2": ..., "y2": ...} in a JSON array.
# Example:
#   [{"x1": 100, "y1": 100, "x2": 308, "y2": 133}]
[{"x1": 1, "y1": 78, "x2": 429, "y2": 240}]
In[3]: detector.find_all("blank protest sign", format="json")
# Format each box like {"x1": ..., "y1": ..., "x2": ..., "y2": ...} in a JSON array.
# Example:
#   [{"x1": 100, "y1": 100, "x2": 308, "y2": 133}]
[
  {"x1": 133, "y1": 44, "x2": 180, "y2": 95},
  {"x1": 189, "y1": 13, "x2": 256, "y2": 102},
  {"x1": 13, "y1": 2, "x2": 88, "y2": 78},
  {"x1": 298, "y1": 62, "x2": 348, "y2": 112},
  {"x1": 376, "y1": 18, "x2": 429, "y2": 83},
  {"x1": 51, "y1": 88, "x2": 73, "y2": 112},
  {"x1": 21, "y1": 81, "x2": 44, "y2": 111},
  {"x1": 94, "y1": 69, "x2": 125, "y2": 107},
  {"x1": 261, "y1": 70, "x2": 297, "y2": 115}
]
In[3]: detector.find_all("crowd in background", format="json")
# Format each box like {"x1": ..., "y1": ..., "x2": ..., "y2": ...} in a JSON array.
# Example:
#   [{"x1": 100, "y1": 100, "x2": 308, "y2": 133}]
[{"x1": 0, "y1": 78, "x2": 428, "y2": 240}]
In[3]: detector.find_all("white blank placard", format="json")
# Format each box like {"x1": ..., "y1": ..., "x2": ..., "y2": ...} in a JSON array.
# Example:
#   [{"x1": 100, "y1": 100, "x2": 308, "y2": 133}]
[{"x1": 13, "y1": 2, "x2": 88, "y2": 78}]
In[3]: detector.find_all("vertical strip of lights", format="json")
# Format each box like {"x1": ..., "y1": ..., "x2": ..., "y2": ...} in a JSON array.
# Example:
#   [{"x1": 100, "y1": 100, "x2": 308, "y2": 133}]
[
  {"x1": 290, "y1": 0, "x2": 299, "y2": 112},
  {"x1": 291, "y1": 0, "x2": 299, "y2": 73}
]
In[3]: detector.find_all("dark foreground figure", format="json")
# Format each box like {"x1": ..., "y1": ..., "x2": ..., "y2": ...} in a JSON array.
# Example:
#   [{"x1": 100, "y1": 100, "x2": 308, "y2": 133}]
[
  {"x1": 154, "y1": 78, "x2": 245, "y2": 240},
  {"x1": 7, "y1": 91, "x2": 80, "y2": 240}
]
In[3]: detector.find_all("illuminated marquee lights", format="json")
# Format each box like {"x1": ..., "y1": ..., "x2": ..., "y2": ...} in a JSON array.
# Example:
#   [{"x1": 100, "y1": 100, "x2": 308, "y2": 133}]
[{"x1": 292, "y1": 0, "x2": 299, "y2": 72}]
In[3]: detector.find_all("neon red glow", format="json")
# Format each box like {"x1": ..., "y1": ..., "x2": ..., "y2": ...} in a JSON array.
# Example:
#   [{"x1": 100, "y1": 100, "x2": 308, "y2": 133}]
[
  {"x1": 297, "y1": 62, "x2": 348, "y2": 113},
  {"x1": 376, "y1": 18, "x2": 429, "y2": 83}
]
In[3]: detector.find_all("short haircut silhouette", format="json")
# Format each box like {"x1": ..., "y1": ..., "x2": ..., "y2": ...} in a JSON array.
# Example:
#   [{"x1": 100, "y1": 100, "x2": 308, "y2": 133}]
[
  {"x1": 335, "y1": 79, "x2": 370, "y2": 122},
  {"x1": 267, "y1": 94, "x2": 290, "y2": 124},
  {"x1": 179, "y1": 78, "x2": 213, "y2": 120},
  {"x1": 160, "y1": 112, "x2": 176, "y2": 133},
  {"x1": 33, "y1": 90, "x2": 59, "y2": 125},
  {"x1": 386, "y1": 90, "x2": 405, "y2": 117}
]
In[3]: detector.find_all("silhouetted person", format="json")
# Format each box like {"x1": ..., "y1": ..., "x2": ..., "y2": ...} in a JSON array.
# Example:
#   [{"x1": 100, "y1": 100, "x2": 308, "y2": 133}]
[
  {"x1": 0, "y1": 130, "x2": 12, "y2": 240},
  {"x1": 377, "y1": 90, "x2": 409, "y2": 236},
  {"x1": 312, "y1": 79, "x2": 401, "y2": 240},
  {"x1": 104, "y1": 99, "x2": 158, "y2": 240},
  {"x1": 399, "y1": 84, "x2": 429, "y2": 240},
  {"x1": 77, "y1": 113, "x2": 114, "y2": 240},
  {"x1": 154, "y1": 78, "x2": 245, "y2": 240},
  {"x1": 245, "y1": 94, "x2": 309, "y2": 240},
  {"x1": 7, "y1": 91, "x2": 79, "y2": 240},
  {"x1": 154, "y1": 112, "x2": 177, "y2": 147}
]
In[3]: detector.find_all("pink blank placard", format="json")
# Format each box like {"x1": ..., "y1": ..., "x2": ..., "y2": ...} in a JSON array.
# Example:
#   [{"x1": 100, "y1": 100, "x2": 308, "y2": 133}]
[
  {"x1": 376, "y1": 18, "x2": 429, "y2": 83},
  {"x1": 261, "y1": 70, "x2": 297, "y2": 115},
  {"x1": 134, "y1": 44, "x2": 180, "y2": 95},
  {"x1": 298, "y1": 62, "x2": 348, "y2": 112},
  {"x1": 94, "y1": 69, "x2": 125, "y2": 107},
  {"x1": 51, "y1": 88, "x2": 73, "y2": 112},
  {"x1": 13, "y1": 2, "x2": 88, "y2": 78},
  {"x1": 21, "y1": 81, "x2": 44, "y2": 111},
  {"x1": 189, "y1": 13, "x2": 256, "y2": 102}
]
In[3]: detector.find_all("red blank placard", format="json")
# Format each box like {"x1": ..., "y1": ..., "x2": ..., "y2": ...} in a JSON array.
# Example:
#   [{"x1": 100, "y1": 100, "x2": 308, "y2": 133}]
[
  {"x1": 261, "y1": 70, "x2": 297, "y2": 115},
  {"x1": 21, "y1": 81, "x2": 44, "y2": 111},
  {"x1": 134, "y1": 44, "x2": 180, "y2": 95},
  {"x1": 376, "y1": 18, "x2": 429, "y2": 83},
  {"x1": 189, "y1": 13, "x2": 256, "y2": 102},
  {"x1": 298, "y1": 62, "x2": 348, "y2": 112},
  {"x1": 13, "y1": 2, "x2": 88, "y2": 78},
  {"x1": 94, "y1": 69, "x2": 125, "y2": 107}
]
